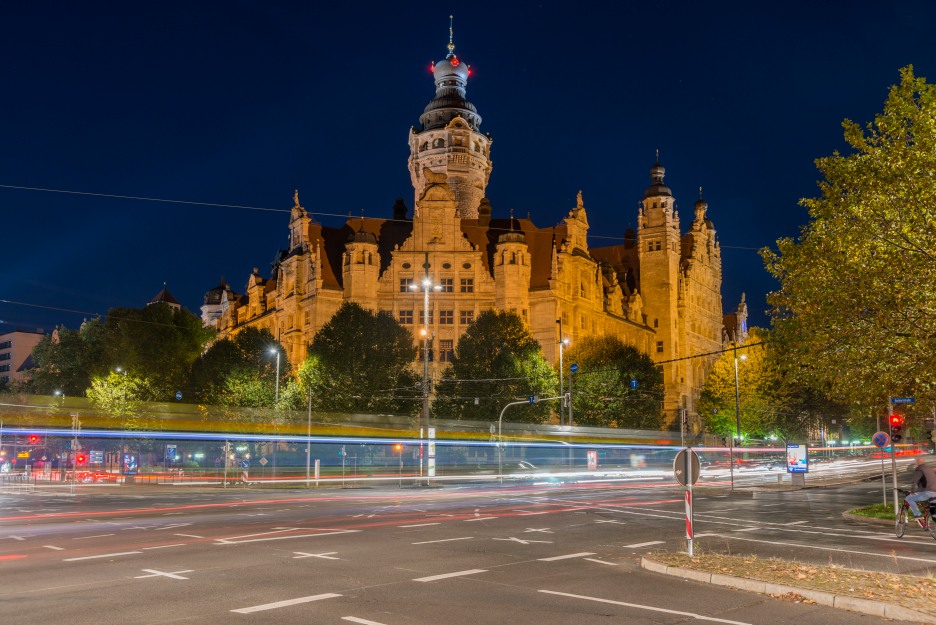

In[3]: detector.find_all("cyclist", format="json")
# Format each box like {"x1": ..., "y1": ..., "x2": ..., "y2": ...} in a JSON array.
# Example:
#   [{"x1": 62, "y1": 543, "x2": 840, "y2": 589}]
[{"x1": 905, "y1": 457, "x2": 936, "y2": 527}]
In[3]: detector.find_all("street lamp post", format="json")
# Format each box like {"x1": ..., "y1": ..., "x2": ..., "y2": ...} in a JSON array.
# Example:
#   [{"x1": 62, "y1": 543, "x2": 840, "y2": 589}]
[
  {"x1": 306, "y1": 384, "x2": 312, "y2": 487},
  {"x1": 269, "y1": 347, "x2": 280, "y2": 477},
  {"x1": 115, "y1": 367, "x2": 127, "y2": 476},
  {"x1": 731, "y1": 346, "x2": 747, "y2": 491},
  {"x1": 410, "y1": 255, "x2": 441, "y2": 485},
  {"x1": 556, "y1": 319, "x2": 569, "y2": 426}
]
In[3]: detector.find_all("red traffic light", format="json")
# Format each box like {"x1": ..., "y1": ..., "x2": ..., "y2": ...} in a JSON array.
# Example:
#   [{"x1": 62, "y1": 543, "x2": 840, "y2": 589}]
[
  {"x1": 28, "y1": 435, "x2": 40, "y2": 444},
  {"x1": 76, "y1": 453, "x2": 87, "y2": 464},
  {"x1": 890, "y1": 415, "x2": 904, "y2": 428}
]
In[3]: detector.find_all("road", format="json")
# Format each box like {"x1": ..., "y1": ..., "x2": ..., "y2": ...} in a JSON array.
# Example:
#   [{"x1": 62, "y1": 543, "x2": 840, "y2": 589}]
[{"x1": 1, "y1": 478, "x2": 933, "y2": 624}]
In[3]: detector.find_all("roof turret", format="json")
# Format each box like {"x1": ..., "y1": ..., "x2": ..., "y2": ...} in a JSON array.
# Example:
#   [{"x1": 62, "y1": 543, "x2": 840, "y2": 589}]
[{"x1": 419, "y1": 16, "x2": 481, "y2": 131}]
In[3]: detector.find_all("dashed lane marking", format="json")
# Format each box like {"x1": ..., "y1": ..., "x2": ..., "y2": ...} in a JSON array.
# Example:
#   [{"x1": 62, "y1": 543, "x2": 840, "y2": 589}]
[
  {"x1": 412, "y1": 537, "x2": 474, "y2": 545},
  {"x1": 64, "y1": 551, "x2": 142, "y2": 562},
  {"x1": 620, "y1": 541, "x2": 665, "y2": 549},
  {"x1": 397, "y1": 523, "x2": 440, "y2": 528},
  {"x1": 464, "y1": 517, "x2": 498, "y2": 522},
  {"x1": 72, "y1": 534, "x2": 115, "y2": 540},
  {"x1": 43, "y1": 545, "x2": 65, "y2": 550},
  {"x1": 143, "y1": 544, "x2": 185, "y2": 550},
  {"x1": 342, "y1": 617, "x2": 386, "y2": 625},
  {"x1": 539, "y1": 590, "x2": 753, "y2": 625},
  {"x1": 174, "y1": 533, "x2": 204, "y2": 538},
  {"x1": 584, "y1": 558, "x2": 618, "y2": 566},
  {"x1": 538, "y1": 552, "x2": 595, "y2": 561},
  {"x1": 413, "y1": 569, "x2": 487, "y2": 582},
  {"x1": 524, "y1": 528, "x2": 553, "y2": 533},
  {"x1": 215, "y1": 529, "x2": 360, "y2": 545},
  {"x1": 493, "y1": 537, "x2": 552, "y2": 545},
  {"x1": 231, "y1": 593, "x2": 342, "y2": 614}
]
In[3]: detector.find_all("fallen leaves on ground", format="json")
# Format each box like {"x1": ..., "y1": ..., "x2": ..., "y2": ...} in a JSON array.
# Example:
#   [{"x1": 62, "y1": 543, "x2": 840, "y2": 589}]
[{"x1": 649, "y1": 551, "x2": 936, "y2": 617}]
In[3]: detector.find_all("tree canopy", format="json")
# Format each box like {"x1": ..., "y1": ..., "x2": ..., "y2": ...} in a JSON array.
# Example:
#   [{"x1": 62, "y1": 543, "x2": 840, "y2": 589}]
[
  {"x1": 762, "y1": 66, "x2": 936, "y2": 408},
  {"x1": 562, "y1": 334, "x2": 664, "y2": 429},
  {"x1": 189, "y1": 326, "x2": 286, "y2": 407},
  {"x1": 432, "y1": 310, "x2": 556, "y2": 423},
  {"x1": 283, "y1": 302, "x2": 420, "y2": 414}
]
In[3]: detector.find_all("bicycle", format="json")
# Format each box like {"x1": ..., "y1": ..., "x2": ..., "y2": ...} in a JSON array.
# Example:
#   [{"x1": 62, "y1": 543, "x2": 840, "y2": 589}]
[{"x1": 894, "y1": 488, "x2": 936, "y2": 540}]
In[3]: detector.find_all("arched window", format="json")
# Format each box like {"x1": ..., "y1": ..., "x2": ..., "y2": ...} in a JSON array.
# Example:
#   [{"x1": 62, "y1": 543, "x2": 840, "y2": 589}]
[
  {"x1": 420, "y1": 142, "x2": 429, "y2": 152},
  {"x1": 432, "y1": 138, "x2": 445, "y2": 149}
]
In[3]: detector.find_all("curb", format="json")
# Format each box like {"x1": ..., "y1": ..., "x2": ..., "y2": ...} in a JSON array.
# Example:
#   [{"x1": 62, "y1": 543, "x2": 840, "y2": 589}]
[{"x1": 640, "y1": 557, "x2": 936, "y2": 624}]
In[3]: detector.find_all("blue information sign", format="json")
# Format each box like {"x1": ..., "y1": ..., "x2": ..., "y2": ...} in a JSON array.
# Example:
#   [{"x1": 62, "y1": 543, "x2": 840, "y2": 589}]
[
  {"x1": 240, "y1": 460, "x2": 250, "y2": 469},
  {"x1": 175, "y1": 391, "x2": 183, "y2": 401},
  {"x1": 570, "y1": 363, "x2": 579, "y2": 373},
  {"x1": 528, "y1": 396, "x2": 535, "y2": 404},
  {"x1": 890, "y1": 397, "x2": 915, "y2": 404},
  {"x1": 630, "y1": 379, "x2": 638, "y2": 389}
]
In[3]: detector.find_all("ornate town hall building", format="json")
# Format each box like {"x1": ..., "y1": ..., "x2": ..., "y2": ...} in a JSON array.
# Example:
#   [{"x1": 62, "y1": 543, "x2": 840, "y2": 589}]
[{"x1": 202, "y1": 31, "x2": 744, "y2": 427}]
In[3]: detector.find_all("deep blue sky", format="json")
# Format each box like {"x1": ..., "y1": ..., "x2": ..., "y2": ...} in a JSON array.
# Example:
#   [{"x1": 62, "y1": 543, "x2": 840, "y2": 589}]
[{"x1": 2, "y1": 1, "x2": 933, "y2": 335}]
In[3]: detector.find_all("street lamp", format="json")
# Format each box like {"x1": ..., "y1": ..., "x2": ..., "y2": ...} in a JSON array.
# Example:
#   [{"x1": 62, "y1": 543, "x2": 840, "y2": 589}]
[
  {"x1": 268, "y1": 347, "x2": 281, "y2": 476},
  {"x1": 730, "y1": 347, "x2": 747, "y2": 490},
  {"x1": 556, "y1": 319, "x2": 569, "y2": 426},
  {"x1": 410, "y1": 262, "x2": 441, "y2": 483},
  {"x1": 115, "y1": 367, "x2": 128, "y2": 475},
  {"x1": 394, "y1": 443, "x2": 404, "y2": 488}
]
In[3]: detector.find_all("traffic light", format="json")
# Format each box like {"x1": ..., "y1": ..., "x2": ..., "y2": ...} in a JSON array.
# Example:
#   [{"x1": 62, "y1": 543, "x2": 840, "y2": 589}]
[
  {"x1": 393, "y1": 443, "x2": 403, "y2": 452},
  {"x1": 27, "y1": 435, "x2": 41, "y2": 445},
  {"x1": 889, "y1": 414, "x2": 904, "y2": 443},
  {"x1": 75, "y1": 453, "x2": 87, "y2": 465}
]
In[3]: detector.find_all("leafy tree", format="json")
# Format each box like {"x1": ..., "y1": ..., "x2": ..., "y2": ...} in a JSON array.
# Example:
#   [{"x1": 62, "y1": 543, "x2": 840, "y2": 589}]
[
  {"x1": 28, "y1": 319, "x2": 109, "y2": 395},
  {"x1": 762, "y1": 66, "x2": 936, "y2": 408},
  {"x1": 283, "y1": 303, "x2": 420, "y2": 414},
  {"x1": 433, "y1": 310, "x2": 557, "y2": 423},
  {"x1": 699, "y1": 329, "x2": 775, "y2": 441},
  {"x1": 189, "y1": 326, "x2": 286, "y2": 407},
  {"x1": 86, "y1": 370, "x2": 159, "y2": 430},
  {"x1": 102, "y1": 303, "x2": 215, "y2": 399},
  {"x1": 562, "y1": 334, "x2": 664, "y2": 429}
]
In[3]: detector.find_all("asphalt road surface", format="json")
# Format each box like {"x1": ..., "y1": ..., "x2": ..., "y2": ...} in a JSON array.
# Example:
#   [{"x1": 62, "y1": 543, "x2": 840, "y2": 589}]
[{"x1": 1, "y1": 479, "x2": 933, "y2": 624}]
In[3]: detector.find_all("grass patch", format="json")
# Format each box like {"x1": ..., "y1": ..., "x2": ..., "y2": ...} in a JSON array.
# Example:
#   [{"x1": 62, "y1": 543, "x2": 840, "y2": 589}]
[
  {"x1": 850, "y1": 503, "x2": 894, "y2": 519},
  {"x1": 648, "y1": 551, "x2": 936, "y2": 615}
]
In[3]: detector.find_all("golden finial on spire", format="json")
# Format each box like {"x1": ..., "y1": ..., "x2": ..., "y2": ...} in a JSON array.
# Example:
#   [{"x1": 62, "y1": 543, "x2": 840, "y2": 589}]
[
  {"x1": 447, "y1": 15, "x2": 455, "y2": 57},
  {"x1": 655, "y1": 148, "x2": 660, "y2": 163},
  {"x1": 293, "y1": 189, "x2": 300, "y2": 206},
  {"x1": 699, "y1": 185, "x2": 703, "y2": 199}
]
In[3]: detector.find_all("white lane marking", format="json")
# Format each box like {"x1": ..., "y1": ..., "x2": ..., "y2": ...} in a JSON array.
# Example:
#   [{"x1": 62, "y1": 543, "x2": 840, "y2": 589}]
[
  {"x1": 143, "y1": 544, "x2": 185, "y2": 550},
  {"x1": 584, "y1": 558, "x2": 618, "y2": 566},
  {"x1": 174, "y1": 533, "x2": 204, "y2": 538},
  {"x1": 397, "y1": 523, "x2": 440, "y2": 528},
  {"x1": 760, "y1": 503, "x2": 785, "y2": 507},
  {"x1": 64, "y1": 551, "x2": 142, "y2": 561},
  {"x1": 3, "y1": 535, "x2": 28, "y2": 541},
  {"x1": 231, "y1": 593, "x2": 342, "y2": 614},
  {"x1": 703, "y1": 508, "x2": 738, "y2": 513},
  {"x1": 413, "y1": 569, "x2": 487, "y2": 582},
  {"x1": 524, "y1": 528, "x2": 553, "y2": 533},
  {"x1": 519, "y1": 511, "x2": 550, "y2": 516},
  {"x1": 215, "y1": 529, "x2": 360, "y2": 545},
  {"x1": 493, "y1": 537, "x2": 552, "y2": 545},
  {"x1": 731, "y1": 527, "x2": 761, "y2": 533},
  {"x1": 343, "y1": 617, "x2": 386, "y2": 625},
  {"x1": 293, "y1": 552, "x2": 339, "y2": 559},
  {"x1": 43, "y1": 545, "x2": 65, "y2": 550},
  {"x1": 538, "y1": 552, "x2": 595, "y2": 561},
  {"x1": 539, "y1": 589, "x2": 753, "y2": 624},
  {"x1": 72, "y1": 534, "x2": 116, "y2": 540},
  {"x1": 413, "y1": 537, "x2": 474, "y2": 545},
  {"x1": 595, "y1": 520, "x2": 626, "y2": 525},
  {"x1": 694, "y1": 533, "x2": 718, "y2": 538},
  {"x1": 722, "y1": 535, "x2": 936, "y2": 564},
  {"x1": 135, "y1": 568, "x2": 193, "y2": 580},
  {"x1": 782, "y1": 520, "x2": 808, "y2": 525},
  {"x1": 464, "y1": 517, "x2": 498, "y2": 522},
  {"x1": 621, "y1": 541, "x2": 665, "y2": 549},
  {"x1": 156, "y1": 523, "x2": 192, "y2": 530}
]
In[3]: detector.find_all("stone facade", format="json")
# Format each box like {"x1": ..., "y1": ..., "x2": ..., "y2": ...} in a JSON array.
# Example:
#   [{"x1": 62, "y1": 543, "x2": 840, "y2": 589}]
[{"x1": 202, "y1": 32, "x2": 742, "y2": 429}]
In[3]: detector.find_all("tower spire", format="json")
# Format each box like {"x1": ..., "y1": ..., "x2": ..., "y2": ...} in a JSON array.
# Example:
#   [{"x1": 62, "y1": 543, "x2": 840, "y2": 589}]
[{"x1": 447, "y1": 15, "x2": 455, "y2": 58}]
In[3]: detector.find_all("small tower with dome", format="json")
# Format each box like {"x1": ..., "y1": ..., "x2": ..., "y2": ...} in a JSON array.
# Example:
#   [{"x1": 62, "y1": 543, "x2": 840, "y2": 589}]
[{"x1": 408, "y1": 17, "x2": 493, "y2": 220}]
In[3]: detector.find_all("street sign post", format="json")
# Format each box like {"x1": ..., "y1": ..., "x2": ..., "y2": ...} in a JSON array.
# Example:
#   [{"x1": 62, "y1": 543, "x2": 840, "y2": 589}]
[{"x1": 673, "y1": 448, "x2": 700, "y2": 557}]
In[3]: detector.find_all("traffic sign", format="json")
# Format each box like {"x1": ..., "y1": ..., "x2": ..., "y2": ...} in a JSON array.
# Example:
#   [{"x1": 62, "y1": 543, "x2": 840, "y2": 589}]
[
  {"x1": 175, "y1": 391, "x2": 183, "y2": 401},
  {"x1": 872, "y1": 431, "x2": 890, "y2": 449},
  {"x1": 890, "y1": 397, "x2": 915, "y2": 404},
  {"x1": 570, "y1": 363, "x2": 579, "y2": 373},
  {"x1": 240, "y1": 460, "x2": 249, "y2": 469},
  {"x1": 630, "y1": 379, "x2": 638, "y2": 389},
  {"x1": 528, "y1": 395, "x2": 536, "y2": 404},
  {"x1": 673, "y1": 449, "x2": 701, "y2": 486}
]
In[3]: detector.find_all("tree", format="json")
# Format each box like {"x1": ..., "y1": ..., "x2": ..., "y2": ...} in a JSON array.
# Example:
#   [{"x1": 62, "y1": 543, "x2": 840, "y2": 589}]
[
  {"x1": 432, "y1": 310, "x2": 557, "y2": 423},
  {"x1": 86, "y1": 370, "x2": 159, "y2": 430},
  {"x1": 562, "y1": 334, "x2": 664, "y2": 429},
  {"x1": 28, "y1": 320, "x2": 109, "y2": 396},
  {"x1": 283, "y1": 303, "x2": 420, "y2": 414},
  {"x1": 762, "y1": 66, "x2": 936, "y2": 408},
  {"x1": 102, "y1": 303, "x2": 215, "y2": 399},
  {"x1": 189, "y1": 326, "x2": 286, "y2": 407}
]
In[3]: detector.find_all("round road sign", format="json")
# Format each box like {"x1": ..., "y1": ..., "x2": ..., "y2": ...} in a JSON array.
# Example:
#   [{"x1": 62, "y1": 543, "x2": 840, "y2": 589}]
[
  {"x1": 872, "y1": 431, "x2": 890, "y2": 448},
  {"x1": 673, "y1": 449, "x2": 701, "y2": 486}
]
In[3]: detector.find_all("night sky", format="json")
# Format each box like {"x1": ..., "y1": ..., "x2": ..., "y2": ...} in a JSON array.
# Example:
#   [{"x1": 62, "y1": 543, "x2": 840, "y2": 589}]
[{"x1": 2, "y1": 1, "x2": 933, "y2": 335}]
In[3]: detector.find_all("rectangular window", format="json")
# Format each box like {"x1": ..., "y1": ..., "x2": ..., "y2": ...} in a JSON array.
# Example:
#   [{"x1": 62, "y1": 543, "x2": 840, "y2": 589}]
[
  {"x1": 400, "y1": 277, "x2": 414, "y2": 293},
  {"x1": 440, "y1": 278, "x2": 454, "y2": 293},
  {"x1": 0, "y1": 353, "x2": 10, "y2": 361},
  {"x1": 460, "y1": 278, "x2": 474, "y2": 293},
  {"x1": 656, "y1": 341, "x2": 664, "y2": 353},
  {"x1": 0, "y1": 364, "x2": 9, "y2": 372},
  {"x1": 0, "y1": 341, "x2": 11, "y2": 349},
  {"x1": 399, "y1": 310, "x2": 413, "y2": 325},
  {"x1": 459, "y1": 309, "x2": 475, "y2": 325},
  {"x1": 439, "y1": 310, "x2": 454, "y2": 325},
  {"x1": 653, "y1": 318, "x2": 659, "y2": 328},
  {"x1": 419, "y1": 310, "x2": 434, "y2": 325},
  {"x1": 439, "y1": 339, "x2": 454, "y2": 362}
]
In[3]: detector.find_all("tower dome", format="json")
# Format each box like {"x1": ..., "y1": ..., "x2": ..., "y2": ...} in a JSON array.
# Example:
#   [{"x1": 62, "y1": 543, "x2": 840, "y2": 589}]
[
  {"x1": 419, "y1": 17, "x2": 481, "y2": 131},
  {"x1": 643, "y1": 156, "x2": 672, "y2": 198}
]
